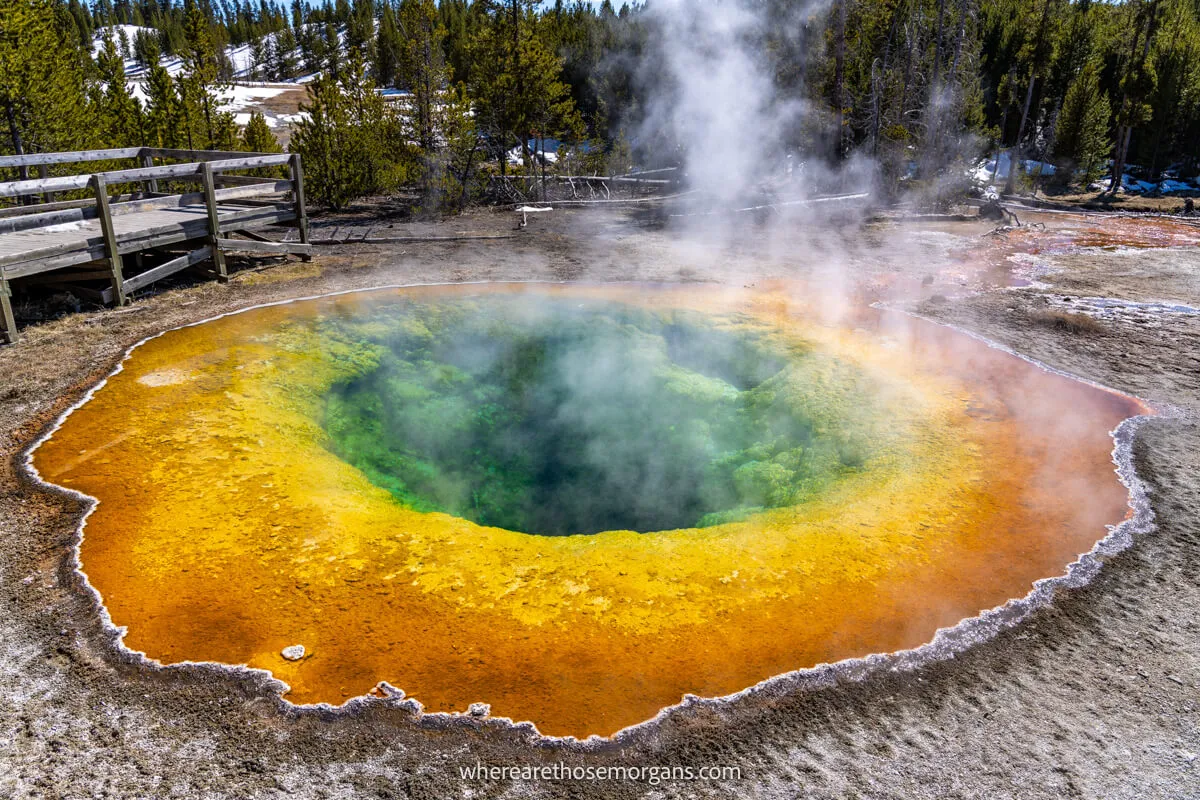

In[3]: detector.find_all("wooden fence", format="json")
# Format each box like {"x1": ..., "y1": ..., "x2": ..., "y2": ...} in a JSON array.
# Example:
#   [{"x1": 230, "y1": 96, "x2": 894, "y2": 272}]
[{"x1": 0, "y1": 148, "x2": 311, "y2": 344}]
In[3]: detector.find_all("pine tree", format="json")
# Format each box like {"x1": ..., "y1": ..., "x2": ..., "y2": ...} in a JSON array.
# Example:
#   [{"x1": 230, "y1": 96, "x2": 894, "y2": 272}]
[
  {"x1": 133, "y1": 28, "x2": 160, "y2": 71},
  {"x1": 323, "y1": 20, "x2": 342, "y2": 77},
  {"x1": 67, "y1": 0, "x2": 94, "y2": 46},
  {"x1": 96, "y1": 28, "x2": 144, "y2": 146},
  {"x1": 1055, "y1": 61, "x2": 1112, "y2": 185},
  {"x1": 436, "y1": 81, "x2": 482, "y2": 211},
  {"x1": 1109, "y1": 0, "x2": 1161, "y2": 193},
  {"x1": 144, "y1": 61, "x2": 183, "y2": 148},
  {"x1": 346, "y1": 0, "x2": 376, "y2": 64},
  {"x1": 469, "y1": 0, "x2": 582, "y2": 172},
  {"x1": 290, "y1": 53, "x2": 404, "y2": 208},
  {"x1": 439, "y1": 0, "x2": 473, "y2": 86},
  {"x1": 376, "y1": 1, "x2": 403, "y2": 88},
  {"x1": 299, "y1": 23, "x2": 321, "y2": 75},
  {"x1": 118, "y1": 24, "x2": 131, "y2": 58},
  {"x1": 398, "y1": 0, "x2": 447, "y2": 153},
  {"x1": 241, "y1": 109, "x2": 282, "y2": 153},
  {"x1": 272, "y1": 26, "x2": 298, "y2": 79},
  {"x1": 1004, "y1": 0, "x2": 1065, "y2": 194},
  {"x1": 178, "y1": 0, "x2": 228, "y2": 149},
  {"x1": 250, "y1": 34, "x2": 268, "y2": 81},
  {"x1": 210, "y1": 108, "x2": 239, "y2": 150},
  {"x1": 0, "y1": 0, "x2": 96, "y2": 161}
]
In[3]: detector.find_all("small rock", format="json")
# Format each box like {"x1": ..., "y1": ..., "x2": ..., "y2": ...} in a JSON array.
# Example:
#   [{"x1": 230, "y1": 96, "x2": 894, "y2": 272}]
[
  {"x1": 370, "y1": 681, "x2": 404, "y2": 699},
  {"x1": 281, "y1": 645, "x2": 306, "y2": 661},
  {"x1": 468, "y1": 702, "x2": 490, "y2": 717}
]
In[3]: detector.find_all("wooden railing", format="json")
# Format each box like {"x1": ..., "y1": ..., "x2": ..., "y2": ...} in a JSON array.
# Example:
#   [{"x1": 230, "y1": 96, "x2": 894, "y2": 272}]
[
  {"x1": 0, "y1": 149, "x2": 294, "y2": 200},
  {"x1": 0, "y1": 149, "x2": 309, "y2": 343}
]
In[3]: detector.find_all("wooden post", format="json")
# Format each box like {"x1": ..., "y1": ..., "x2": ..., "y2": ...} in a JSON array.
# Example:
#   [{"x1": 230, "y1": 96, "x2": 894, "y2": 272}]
[
  {"x1": 91, "y1": 174, "x2": 126, "y2": 306},
  {"x1": 15, "y1": 156, "x2": 30, "y2": 206},
  {"x1": 140, "y1": 152, "x2": 159, "y2": 195},
  {"x1": 200, "y1": 161, "x2": 228, "y2": 281},
  {"x1": 289, "y1": 153, "x2": 311, "y2": 260},
  {"x1": 38, "y1": 164, "x2": 56, "y2": 204},
  {"x1": 0, "y1": 278, "x2": 16, "y2": 344}
]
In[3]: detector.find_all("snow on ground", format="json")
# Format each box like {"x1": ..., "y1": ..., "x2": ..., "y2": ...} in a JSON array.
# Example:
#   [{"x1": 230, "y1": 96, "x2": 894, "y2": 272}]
[
  {"x1": 507, "y1": 140, "x2": 564, "y2": 166},
  {"x1": 91, "y1": 24, "x2": 156, "y2": 59},
  {"x1": 93, "y1": 25, "x2": 187, "y2": 78},
  {"x1": 973, "y1": 152, "x2": 1200, "y2": 196},
  {"x1": 972, "y1": 152, "x2": 1056, "y2": 183},
  {"x1": 128, "y1": 82, "x2": 150, "y2": 105},
  {"x1": 225, "y1": 42, "x2": 257, "y2": 79},
  {"x1": 219, "y1": 84, "x2": 289, "y2": 112},
  {"x1": 1158, "y1": 179, "x2": 1194, "y2": 193},
  {"x1": 232, "y1": 109, "x2": 308, "y2": 129},
  {"x1": 88, "y1": 24, "x2": 341, "y2": 134},
  {"x1": 1046, "y1": 293, "x2": 1200, "y2": 326},
  {"x1": 84, "y1": 24, "x2": 438, "y2": 137},
  {"x1": 220, "y1": 85, "x2": 307, "y2": 130},
  {"x1": 1093, "y1": 174, "x2": 1165, "y2": 194},
  {"x1": 92, "y1": 25, "x2": 309, "y2": 83}
]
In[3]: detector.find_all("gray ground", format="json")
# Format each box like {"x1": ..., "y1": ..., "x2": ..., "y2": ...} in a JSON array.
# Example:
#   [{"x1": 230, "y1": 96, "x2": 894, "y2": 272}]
[{"x1": 0, "y1": 206, "x2": 1197, "y2": 799}]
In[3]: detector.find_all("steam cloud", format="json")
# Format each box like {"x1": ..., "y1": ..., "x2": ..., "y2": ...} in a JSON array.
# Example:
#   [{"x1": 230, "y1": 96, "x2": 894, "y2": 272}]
[{"x1": 636, "y1": 0, "x2": 875, "y2": 213}]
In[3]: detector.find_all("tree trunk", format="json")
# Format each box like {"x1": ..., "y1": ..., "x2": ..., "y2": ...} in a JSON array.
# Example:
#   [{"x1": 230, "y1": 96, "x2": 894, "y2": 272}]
[
  {"x1": 870, "y1": 58, "x2": 881, "y2": 156},
  {"x1": 203, "y1": 94, "x2": 213, "y2": 149},
  {"x1": 5, "y1": 101, "x2": 31, "y2": 205},
  {"x1": 1109, "y1": 1, "x2": 1158, "y2": 195},
  {"x1": 924, "y1": 0, "x2": 950, "y2": 177},
  {"x1": 540, "y1": 135, "x2": 547, "y2": 202},
  {"x1": 931, "y1": 0, "x2": 947, "y2": 96},
  {"x1": 874, "y1": 3, "x2": 901, "y2": 158},
  {"x1": 458, "y1": 137, "x2": 480, "y2": 211},
  {"x1": 834, "y1": 0, "x2": 847, "y2": 159},
  {"x1": 1111, "y1": 125, "x2": 1133, "y2": 193},
  {"x1": 993, "y1": 106, "x2": 1008, "y2": 183},
  {"x1": 948, "y1": 0, "x2": 967, "y2": 101},
  {"x1": 1004, "y1": 76, "x2": 1036, "y2": 195},
  {"x1": 1005, "y1": 0, "x2": 1055, "y2": 195},
  {"x1": 511, "y1": 0, "x2": 529, "y2": 168}
]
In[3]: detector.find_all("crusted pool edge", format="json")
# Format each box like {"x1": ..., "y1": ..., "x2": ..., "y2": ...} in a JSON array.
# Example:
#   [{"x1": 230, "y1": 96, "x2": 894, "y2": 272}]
[{"x1": 19, "y1": 281, "x2": 1169, "y2": 750}]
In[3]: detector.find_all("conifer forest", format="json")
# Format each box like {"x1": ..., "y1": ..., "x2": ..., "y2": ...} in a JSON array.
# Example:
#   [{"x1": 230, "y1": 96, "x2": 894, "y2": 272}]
[{"x1": 4, "y1": 0, "x2": 1200, "y2": 209}]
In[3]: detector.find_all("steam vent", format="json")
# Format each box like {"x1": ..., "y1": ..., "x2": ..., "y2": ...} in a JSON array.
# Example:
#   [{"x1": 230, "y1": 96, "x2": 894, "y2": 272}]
[{"x1": 33, "y1": 283, "x2": 1145, "y2": 738}]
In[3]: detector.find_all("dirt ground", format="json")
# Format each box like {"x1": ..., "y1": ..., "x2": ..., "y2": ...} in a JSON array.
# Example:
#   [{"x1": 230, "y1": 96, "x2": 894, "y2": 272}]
[
  {"x1": 1019, "y1": 187, "x2": 1199, "y2": 214},
  {"x1": 1, "y1": 204, "x2": 1198, "y2": 799}
]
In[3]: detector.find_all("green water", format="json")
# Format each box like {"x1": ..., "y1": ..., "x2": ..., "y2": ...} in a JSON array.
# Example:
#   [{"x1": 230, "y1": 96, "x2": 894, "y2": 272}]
[{"x1": 318, "y1": 296, "x2": 879, "y2": 535}]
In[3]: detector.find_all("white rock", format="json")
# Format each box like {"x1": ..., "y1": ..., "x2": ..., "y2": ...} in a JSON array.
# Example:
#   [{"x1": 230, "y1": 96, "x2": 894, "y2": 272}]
[
  {"x1": 467, "y1": 702, "x2": 490, "y2": 717},
  {"x1": 281, "y1": 644, "x2": 306, "y2": 661}
]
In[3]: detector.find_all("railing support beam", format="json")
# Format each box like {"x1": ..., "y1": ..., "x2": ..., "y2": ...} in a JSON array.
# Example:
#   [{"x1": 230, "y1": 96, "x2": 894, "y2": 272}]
[
  {"x1": 91, "y1": 174, "x2": 126, "y2": 306},
  {"x1": 38, "y1": 164, "x2": 56, "y2": 204},
  {"x1": 289, "y1": 154, "x2": 311, "y2": 261},
  {"x1": 140, "y1": 152, "x2": 159, "y2": 194},
  {"x1": 0, "y1": 278, "x2": 16, "y2": 344},
  {"x1": 200, "y1": 162, "x2": 228, "y2": 281}
]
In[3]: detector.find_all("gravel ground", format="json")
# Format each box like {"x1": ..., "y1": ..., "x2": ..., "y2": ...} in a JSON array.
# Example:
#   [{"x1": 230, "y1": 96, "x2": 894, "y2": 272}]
[{"x1": 1, "y1": 206, "x2": 1197, "y2": 799}]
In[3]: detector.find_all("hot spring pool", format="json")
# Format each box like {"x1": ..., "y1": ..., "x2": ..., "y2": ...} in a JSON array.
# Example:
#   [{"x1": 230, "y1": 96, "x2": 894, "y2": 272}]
[{"x1": 31, "y1": 283, "x2": 1146, "y2": 738}]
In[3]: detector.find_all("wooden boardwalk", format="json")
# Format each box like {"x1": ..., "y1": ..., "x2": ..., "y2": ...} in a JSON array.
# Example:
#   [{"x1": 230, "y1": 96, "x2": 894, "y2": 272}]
[
  {"x1": 0, "y1": 148, "x2": 311, "y2": 344},
  {"x1": 0, "y1": 203, "x2": 291, "y2": 278}
]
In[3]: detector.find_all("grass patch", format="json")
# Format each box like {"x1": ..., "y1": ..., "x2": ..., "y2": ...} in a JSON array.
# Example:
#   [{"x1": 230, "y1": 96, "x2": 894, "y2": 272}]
[{"x1": 1030, "y1": 309, "x2": 1106, "y2": 334}]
